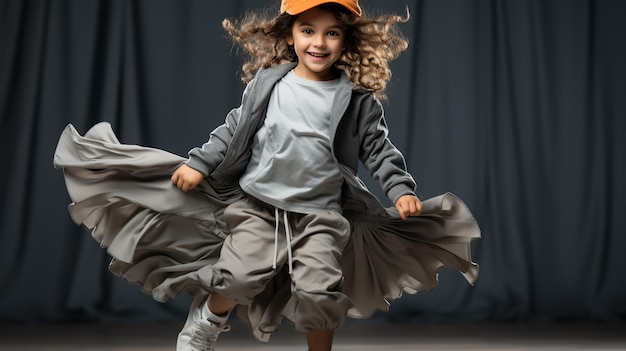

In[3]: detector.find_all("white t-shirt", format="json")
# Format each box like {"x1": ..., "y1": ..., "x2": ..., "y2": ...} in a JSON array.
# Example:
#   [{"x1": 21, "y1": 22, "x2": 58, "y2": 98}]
[{"x1": 239, "y1": 70, "x2": 343, "y2": 214}]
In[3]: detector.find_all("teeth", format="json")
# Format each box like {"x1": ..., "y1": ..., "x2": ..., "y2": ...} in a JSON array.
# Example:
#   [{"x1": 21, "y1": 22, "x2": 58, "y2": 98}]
[{"x1": 310, "y1": 53, "x2": 326, "y2": 57}]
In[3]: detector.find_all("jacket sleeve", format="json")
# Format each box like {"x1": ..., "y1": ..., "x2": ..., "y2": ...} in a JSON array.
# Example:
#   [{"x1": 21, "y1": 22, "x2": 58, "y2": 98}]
[
  {"x1": 185, "y1": 80, "x2": 254, "y2": 176},
  {"x1": 358, "y1": 94, "x2": 417, "y2": 204}
]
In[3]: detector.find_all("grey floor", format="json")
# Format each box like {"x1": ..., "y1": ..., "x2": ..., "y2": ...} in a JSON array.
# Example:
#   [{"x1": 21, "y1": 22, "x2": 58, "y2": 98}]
[{"x1": 1, "y1": 320, "x2": 625, "y2": 350}]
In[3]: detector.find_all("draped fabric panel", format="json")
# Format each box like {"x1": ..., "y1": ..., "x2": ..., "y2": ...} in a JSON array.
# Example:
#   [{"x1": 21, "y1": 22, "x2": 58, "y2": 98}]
[{"x1": 1, "y1": 0, "x2": 624, "y2": 322}]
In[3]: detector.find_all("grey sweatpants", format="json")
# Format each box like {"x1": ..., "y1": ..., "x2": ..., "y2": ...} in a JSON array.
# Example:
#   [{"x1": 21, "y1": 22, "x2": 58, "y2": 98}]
[{"x1": 212, "y1": 196, "x2": 351, "y2": 333}]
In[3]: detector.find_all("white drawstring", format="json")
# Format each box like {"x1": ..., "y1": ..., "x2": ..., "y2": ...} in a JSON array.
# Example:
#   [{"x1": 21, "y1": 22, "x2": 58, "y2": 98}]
[
  {"x1": 284, "y1": 210, "x2": 293, "y2": 274},
  {"x1": 273, "y1": 208, "x2": 280, "y2": 270},
  {"x1": 272, "y1": 207, "x2": 294, "y2": 275}
]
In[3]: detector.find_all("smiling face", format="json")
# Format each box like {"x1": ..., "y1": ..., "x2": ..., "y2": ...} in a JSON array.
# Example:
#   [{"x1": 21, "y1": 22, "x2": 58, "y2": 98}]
[{"x1": 287, "y1": 7, "x2": 345, "y2": 81}]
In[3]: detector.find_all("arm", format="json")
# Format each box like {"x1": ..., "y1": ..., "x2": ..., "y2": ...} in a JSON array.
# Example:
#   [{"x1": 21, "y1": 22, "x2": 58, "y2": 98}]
[
  {"x1": 184, "y1": 104, "x2": 243, "y2": 175},
  {"x1": 171, "y1": 107, "x2": 241, "y2": 192},
  {"x1": 172, "y1": 79, "x2": 255, "y2": 191},
  {"x1": 359, "y1": 96, "x2": 422, "y2": 218}
]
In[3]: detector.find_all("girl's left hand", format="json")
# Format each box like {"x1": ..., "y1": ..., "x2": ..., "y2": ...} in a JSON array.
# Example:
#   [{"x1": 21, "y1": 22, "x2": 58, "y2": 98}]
[{"x1": 395, "y1": 195, "x2": 423, "y2": 220}]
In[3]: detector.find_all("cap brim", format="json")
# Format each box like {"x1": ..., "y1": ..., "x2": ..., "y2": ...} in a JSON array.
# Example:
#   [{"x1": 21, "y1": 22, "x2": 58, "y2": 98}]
[{"x1": 283, "y1": 0, "x2": 362, "y2": 16}]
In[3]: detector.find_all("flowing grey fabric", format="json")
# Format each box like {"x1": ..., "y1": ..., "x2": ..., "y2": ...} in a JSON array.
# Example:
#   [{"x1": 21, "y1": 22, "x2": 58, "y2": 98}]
[
  {"x1": 1, "y1": 0, "x2": 625, "y2": 323},
  {"x1": 53, "y1": 122, "x2": 479, "y2": 341}
]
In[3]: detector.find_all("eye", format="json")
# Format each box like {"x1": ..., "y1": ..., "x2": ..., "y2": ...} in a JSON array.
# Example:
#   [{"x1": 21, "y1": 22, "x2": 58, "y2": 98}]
[
  {"x1": 302, "y1": 28, "x2": 313, "y2": 35},
  {"x1": 327, "y1": 30, "x2": 342, "y2": 37}
]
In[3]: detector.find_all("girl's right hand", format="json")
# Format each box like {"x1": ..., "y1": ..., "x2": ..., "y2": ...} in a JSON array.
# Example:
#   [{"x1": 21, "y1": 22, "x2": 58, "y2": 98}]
[{"x1": 171, "y1": 164, "x2": 204, "y2": 192}]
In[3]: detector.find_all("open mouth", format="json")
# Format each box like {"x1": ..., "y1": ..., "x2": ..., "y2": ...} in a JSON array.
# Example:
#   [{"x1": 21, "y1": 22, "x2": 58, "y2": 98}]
[{"x1": 308, "y1": 52, "x2": 329, "y2": 58}]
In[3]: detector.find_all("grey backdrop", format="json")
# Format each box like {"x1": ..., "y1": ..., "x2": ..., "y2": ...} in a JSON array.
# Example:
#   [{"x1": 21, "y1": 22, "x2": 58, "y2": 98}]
[{"x1": 1, "y1": 0, "x2": 625, "y2": 323}]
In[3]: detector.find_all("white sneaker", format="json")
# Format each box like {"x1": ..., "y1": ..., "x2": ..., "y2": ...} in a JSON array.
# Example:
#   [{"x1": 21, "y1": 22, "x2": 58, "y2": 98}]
[{"x1": 176, "y1": 295, "x2": 231, "y2": 351}]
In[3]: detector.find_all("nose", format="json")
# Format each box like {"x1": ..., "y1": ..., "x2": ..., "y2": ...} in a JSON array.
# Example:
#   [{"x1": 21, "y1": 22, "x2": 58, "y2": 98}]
[{"x1": 313, "y1": 34, "x2": 326, "y2": 48}]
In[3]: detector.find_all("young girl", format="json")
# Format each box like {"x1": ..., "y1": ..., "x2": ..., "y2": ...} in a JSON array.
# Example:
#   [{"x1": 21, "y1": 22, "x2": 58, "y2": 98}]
[{"x1": 54, "y1": 1, "x2": 480, "y2": 350}]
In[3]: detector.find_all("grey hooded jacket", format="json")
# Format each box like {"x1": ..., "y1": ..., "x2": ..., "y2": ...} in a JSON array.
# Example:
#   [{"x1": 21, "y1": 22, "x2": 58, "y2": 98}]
[{"x1": 186, "y1": 62, "x2": 416, "y2": 218}]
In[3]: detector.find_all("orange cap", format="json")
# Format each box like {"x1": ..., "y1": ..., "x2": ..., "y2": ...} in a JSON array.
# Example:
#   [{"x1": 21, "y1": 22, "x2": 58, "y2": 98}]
[{"x1": 280, "y1": 0, "x2": 362, "y2": 17}]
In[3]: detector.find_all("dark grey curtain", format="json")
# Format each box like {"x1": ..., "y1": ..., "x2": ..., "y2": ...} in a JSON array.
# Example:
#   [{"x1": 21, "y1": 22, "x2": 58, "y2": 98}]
[{"x1": 1, "y1": 0, "x2": 624, "y2": 323}]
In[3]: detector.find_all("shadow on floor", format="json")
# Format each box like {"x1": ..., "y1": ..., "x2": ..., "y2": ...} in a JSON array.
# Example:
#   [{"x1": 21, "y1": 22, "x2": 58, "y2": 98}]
[{"x1": 0, "y1": 319, "x2": 625, "y2": 350}]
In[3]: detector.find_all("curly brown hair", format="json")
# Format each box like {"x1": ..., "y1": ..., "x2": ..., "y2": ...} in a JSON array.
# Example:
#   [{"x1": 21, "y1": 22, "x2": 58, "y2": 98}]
[{"x1": 222, "y1": 4, "x2": 409, "y2": 100}]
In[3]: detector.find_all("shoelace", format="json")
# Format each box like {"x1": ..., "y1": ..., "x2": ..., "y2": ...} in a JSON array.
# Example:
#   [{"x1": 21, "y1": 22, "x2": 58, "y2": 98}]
[
  {"x1": 273, "y1": 207, "x2": 294, "y2": 274},
  {"x1": 189, "y1": 320, "x2": 230, "y2": 351}
]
